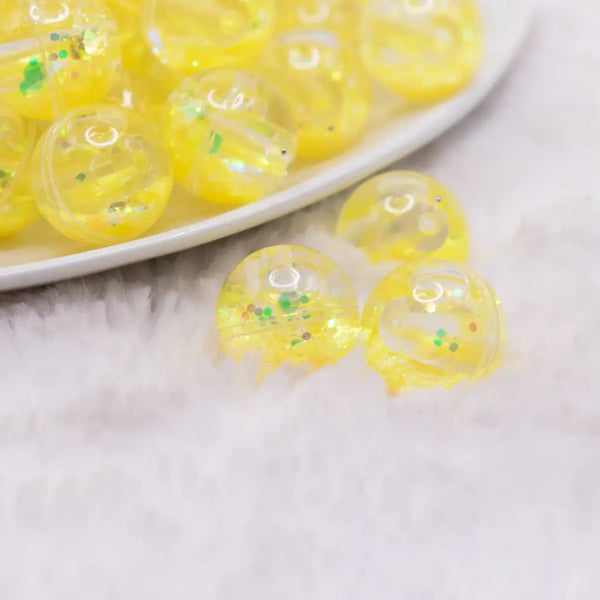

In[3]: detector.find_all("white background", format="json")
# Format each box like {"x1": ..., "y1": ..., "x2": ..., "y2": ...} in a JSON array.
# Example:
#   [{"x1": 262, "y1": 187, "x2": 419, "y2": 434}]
[{"x1": 1, "y1": 0, "x2": 599, "y2": 597}]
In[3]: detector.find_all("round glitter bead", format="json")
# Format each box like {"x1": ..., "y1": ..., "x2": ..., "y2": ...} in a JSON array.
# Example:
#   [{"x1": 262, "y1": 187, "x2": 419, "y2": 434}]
[
  {"x1": 163, "y1": 69, "x2": 297, "y2": 205},
  {"x1": 142, "y1": 0, "x2": 276, "y2": 76},
  {"x1": 259, "y1": 30, "x2": 372, "y2": 159},
  {"x1": 336, "y1": 171, "x2": 468, "y2": 263},
  {"x1": 0, "y1": 107, "x2": 38, "y2": 237},
  {"x1": 275, "y1": 0, "x2": 361, "y2": 41},
  {"x1": 0, "y1": 0, "x2": 121, "y2": 120},
  {"x1": 362, "y1": 259, "x2": 505, "y2": 392},
  {"x1": 31, "y1": 105, "x2": 173, "y2": 245},
  {"x1": 216, "y1": 245, "x2": 360, "y2": 373},
  {"x1": 360, "y1": 0, "x2": 483, "y2": 101}
]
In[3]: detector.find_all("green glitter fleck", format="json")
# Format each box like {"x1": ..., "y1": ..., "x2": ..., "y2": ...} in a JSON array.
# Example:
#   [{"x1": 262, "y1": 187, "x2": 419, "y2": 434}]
[
  {"x1": 20, "y1": 58, "x2": 46, "y2": 96},
  {"x1": 75, "y1": 172, "x2": 86, "y2": 181},
  {"x1": 449, "y1": 343, "x2": 459, "y2": 352},
  {"x1": 300, "y1": 295, "x2": 309, "y2": 304},
  {"x1": 434, "y1": 339, "x2": 442, "y2": 347},
  {"x1": 263, "y1": 307, "x2": 272, "y2": 316},
  {"x1": 279, "y1": 295, "x2": 291, "y2": 310},
  {"x1": 291, "y1": 339, "x2": 302, "y2": 347},
  {"x1": 208, "y1": 132, "x2": 223, "y2": 154},
  {"x1": 302, "y1": 314, "x2": 311, "y2": 320},
  {"x1": 83, "y1": 29, "x2": 96, "y2": 41},
  {"x1": 58, "y1": 49, "x2": 68, "y2": 59},
  {"x1": 436, "y1": 329, "x2": 446, "y2": 338}
]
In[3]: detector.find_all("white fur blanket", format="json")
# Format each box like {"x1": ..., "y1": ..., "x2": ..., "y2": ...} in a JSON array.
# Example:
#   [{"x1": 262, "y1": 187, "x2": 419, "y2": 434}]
[{"x1": 1, "y1": 0, "x2": 599, "y2": 597}]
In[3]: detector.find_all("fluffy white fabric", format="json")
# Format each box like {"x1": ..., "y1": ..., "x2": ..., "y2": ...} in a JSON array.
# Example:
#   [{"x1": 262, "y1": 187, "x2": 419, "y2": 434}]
[{"x1": 1, "y1": 0, "x2": 599, "y2": 597}]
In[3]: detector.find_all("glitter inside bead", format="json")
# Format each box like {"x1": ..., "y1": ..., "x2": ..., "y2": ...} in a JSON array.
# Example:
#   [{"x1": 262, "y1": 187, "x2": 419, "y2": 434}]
[
  {"x1": 163, "y1": 68, "x2": 297, "y2": 205},
  {"x1": 142, "y1": 0, "x2": 276, "y2": 76},
  {"x1": 360, "y1": 0, "x2": 483, "y2": 101},
  {"x1": 0, "y1": 107, "x2": 38, "y2": 237},
  {"x1": 31, "y1": 105, "x2": 173, "y2": 245},
  {"x1": 216, "y1": 245, "x2": 360, "y2": 373},
  {"x1": 336, "y1": 171, "x2": 469, "y2": 263},
  {"x1": 0, "y1": 0, "x2": 121, "y2": 120},
  {"x1": 259, "y1": 30, "x2": 372, "y2": 159},
  {"x1": 362, "y1": 259, "x2": 505, "y2": 392},
  {"x1": 275, "y1": 0, "x2": 361, "y2": 41}
]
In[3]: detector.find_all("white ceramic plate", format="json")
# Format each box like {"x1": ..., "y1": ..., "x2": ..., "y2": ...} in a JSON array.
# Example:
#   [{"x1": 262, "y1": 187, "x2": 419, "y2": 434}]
[{"x1": 0, "y1": 0, "x2": 534, "y2": 292}]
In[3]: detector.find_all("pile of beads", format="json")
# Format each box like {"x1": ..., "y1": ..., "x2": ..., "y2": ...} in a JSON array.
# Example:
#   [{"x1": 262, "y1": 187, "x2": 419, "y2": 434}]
[
  {"x1": 217, "y1": 171, "x2": 505, "y2": 393},
  {"x1": 1, "y1": 0, "x2": 483, "y2": 245}
]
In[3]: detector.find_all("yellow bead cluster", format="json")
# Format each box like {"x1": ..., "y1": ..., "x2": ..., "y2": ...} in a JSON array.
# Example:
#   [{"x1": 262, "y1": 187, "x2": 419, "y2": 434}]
[
  {"x1": 218, "y1": 172, "x2": 505, "y2": 394},
  {"x1": 1, "y1": 0, "x2": 483, "y2": 244}
]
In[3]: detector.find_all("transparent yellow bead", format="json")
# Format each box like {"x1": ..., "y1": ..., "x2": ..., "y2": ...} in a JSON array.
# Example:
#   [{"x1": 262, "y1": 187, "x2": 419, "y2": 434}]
[
  {"x1": 259, "y1": 30, "x2": 372, "y2": 160},
  {"x1": 104, "y1": 0, "x2": 145, "y2": 69},
  {"x1": 360, "y1": 0, "x2": 483, "y2": 101},
  {"x1": 275, "y1": 0, "x2": 361, "y2": 41},
  {"x1": 217, "y1": 245, "x2": 361, "y2": 375},
  {"x1": 362, "y1": 259, "x2": 505, "y2": 393},
  {"x1": 336, "y1": 171, "x2": 468, "y2": 263},
  {"x1": 31, "y1": 105, "x2": 173, "y2": 245},
  {"x1": 0, "y1": 0, "x2": 121, "y2": 120},
  {"x1": 142, "y1": 0, "x2": 276, "y2": 76},
  {"x1": 0, "y1": 107, "x2": 38, "y2": 237},
  {"x1": 163, "y1": 69, "x2": 297, "y2": 206},
  {"x1": 107, "y1": 67, "x2": 171, "y2": 123}
]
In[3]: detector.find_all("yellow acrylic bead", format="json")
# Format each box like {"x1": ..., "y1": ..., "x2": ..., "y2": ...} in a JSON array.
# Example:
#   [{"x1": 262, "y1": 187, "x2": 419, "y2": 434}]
[
  {"x1": 107, "y1": 67, "x2": 171, "y2": 123},
  {"x1": 275, "y1": 0, "x2": 361, "y2": 41},
  {"x1": 0, "y1": 107, "x2": 38, "y2": 237},
  {"x1": 362, "y1": 259, "x2": 505, "y2": 392},
  {"x1": 163, "y1": 69, "x2": 297, "y2": 206},
  {"x1": 360, "y1": 0, "x2": 483, "y2": 101},
  {"x1": 31, "y1": 105, "x2": 173, "y2": 245},
  {"x1": 259, "y1": 30, "x2": 372, "y2": 159},
  {"x1": 0, "y1": 0, "x2": 121, "y2": 120},
  {"x1": 216, "y1": 245, "x2": 360, "y2": 374},
  {"x1": 336, "y1": 171, "x2": 468, "y2": 263},
  {"x1": 104, "y1": 0, "x2": 145, "y2": 69},
  {"x1": 142, "y1": 0, "x2": 276, "y2": 76}
]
